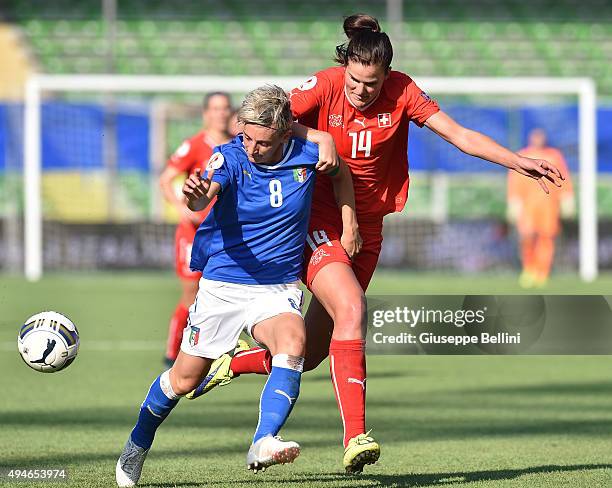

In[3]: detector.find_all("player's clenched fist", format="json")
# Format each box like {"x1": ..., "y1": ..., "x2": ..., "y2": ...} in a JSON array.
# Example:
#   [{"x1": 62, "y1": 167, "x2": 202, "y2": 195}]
[
  {"x1": 182, "y1": 168, "x2": 215, "y2": 211},
  {"x1": 341, "y1": 226, "x2": 363, "y2": 259},
  {"x1": 315, "y1": 132, "x2": 340, "y2": 175}
]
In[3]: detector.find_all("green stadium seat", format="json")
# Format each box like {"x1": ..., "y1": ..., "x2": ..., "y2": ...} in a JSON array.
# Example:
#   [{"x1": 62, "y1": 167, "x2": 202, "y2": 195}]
[
  {"x1": 398, "y1": 39, "x2": 428, "y2": 59},
  {"x1": 468, "y1": 23, "x2": 496, "y2": 41},
  {"x1": 309, "y1": 22, "x2": 340, "y2": 40},
  {"x1": 412, "y1": 58, "x2": 439, "y2": 76},
  {"x1": 420, "y1": 22, "x2": 443, "y2": 41},
  {"x1": 136, "y1": 21, "x2": 158, "y2": 37},
  {"x1": 115, "y1": 37, "x2": 139, "y2": 58},
  {"x1": 445, "y1": 22, "x2": 470, "y2": 41},
  {"x1": 499, "y1": 22, "x2": 527, "y2": 40},
  {"x1": 560, "y1": 23, "x2": 580, "y2": 41},
  {"x1": 194, "y1": 21, "x2": 222, "y2": 39},
  {"x1": 259, "y1": 41, "x2": 282, "y2": 59},
  {"x1": 9, "y1": 4, "x2": 611, "y2": 95},
  {"x1": 131, "y1": 57, "x2": 153, "y2": 74},
  {"x1": 263, "y1": 59, "x2": 282, "y2": 76},
  {"x1": 574, "y1": 24, "x2": 594, "y2": 41},
  {"x1": 243, "y1": 21, "x2": 271, "y2": 40},
  {"x1": 145, "y1": 56, "x2": 166, "y2": 73}
]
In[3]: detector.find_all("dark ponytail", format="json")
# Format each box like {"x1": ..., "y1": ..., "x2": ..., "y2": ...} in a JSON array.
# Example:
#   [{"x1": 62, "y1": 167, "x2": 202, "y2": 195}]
[{"x1": 334, "y1": 14, "x2": 393, "y2": 71}]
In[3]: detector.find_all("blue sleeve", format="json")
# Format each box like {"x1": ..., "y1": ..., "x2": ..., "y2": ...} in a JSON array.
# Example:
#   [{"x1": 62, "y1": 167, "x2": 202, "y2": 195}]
[
  {"x1": 210, "y1": 147, "x2": 233, "y2": 192},
  {"x1": 301, "y1": 139, "x2": 320, "y2": 168}
]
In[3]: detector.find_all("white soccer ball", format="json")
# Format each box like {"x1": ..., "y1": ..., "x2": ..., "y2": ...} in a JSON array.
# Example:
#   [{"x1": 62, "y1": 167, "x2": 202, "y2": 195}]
[{"x1": 17, "y1": 311, "x2": 79, "y2": 373}]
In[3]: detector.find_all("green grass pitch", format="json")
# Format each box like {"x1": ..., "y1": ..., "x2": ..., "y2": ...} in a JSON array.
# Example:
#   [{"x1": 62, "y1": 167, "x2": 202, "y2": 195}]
[{"x1": 1, "y1": 271, "x2": 612, "y2": 487}]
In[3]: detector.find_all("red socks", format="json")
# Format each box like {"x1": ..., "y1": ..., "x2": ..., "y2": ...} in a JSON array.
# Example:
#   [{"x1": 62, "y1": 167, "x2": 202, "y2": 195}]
[
  {"x1": 329, "y1": 339, "x2": 367, "y2": 447},
  {"x1": 230, "y1": 347, "x2": 272, "y2": 375},
  {"x1": 165, "y1": 303, "x2": 189, "y2": 361}
]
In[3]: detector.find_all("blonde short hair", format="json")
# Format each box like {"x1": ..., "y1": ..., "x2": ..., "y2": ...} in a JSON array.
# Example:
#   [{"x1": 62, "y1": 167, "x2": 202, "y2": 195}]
[{"x1": 237, "y1": 84, "x2": 293, "y2": 133}]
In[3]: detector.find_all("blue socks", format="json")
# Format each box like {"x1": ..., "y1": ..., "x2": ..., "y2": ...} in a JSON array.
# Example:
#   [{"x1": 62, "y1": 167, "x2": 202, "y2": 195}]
[
  {"x1": 130, "y1": 370, "x2": 180, "y2": 449},
  {"x1": 253, "y1": 354, "x2": 304, "y2": 443},
  {"x1": 129, "y1": 354, "x2": 304, "y2": 449}
]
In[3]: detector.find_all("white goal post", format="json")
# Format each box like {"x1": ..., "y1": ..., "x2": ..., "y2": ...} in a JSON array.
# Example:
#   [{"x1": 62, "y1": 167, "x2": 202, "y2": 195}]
[{"x1": 23, "y1": 75, "x2": 597, "y2": 281}]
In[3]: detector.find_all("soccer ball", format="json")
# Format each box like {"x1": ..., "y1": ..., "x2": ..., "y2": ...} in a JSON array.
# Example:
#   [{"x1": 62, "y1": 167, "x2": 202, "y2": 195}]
[{"x1": 17, "y1": 311, "x2": 79, "y2": 373}]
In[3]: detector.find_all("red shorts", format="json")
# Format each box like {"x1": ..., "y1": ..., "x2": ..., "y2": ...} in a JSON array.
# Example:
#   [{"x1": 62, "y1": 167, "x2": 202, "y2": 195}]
[
  {"x1": 303, "y1": 216, "x2": 383, "y2": 292},
  {"x1": 175, "y1": 220, "x2": 202, "y2": 281}
]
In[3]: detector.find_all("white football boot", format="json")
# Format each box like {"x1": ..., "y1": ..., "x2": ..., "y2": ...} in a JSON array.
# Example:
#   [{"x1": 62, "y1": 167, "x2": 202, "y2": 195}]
[
  {"x1": 246, "y1": 435, "x2": 300, "y2": 473},
  {"x1": 116, "y1": 437, "x2": 149, "y2": 487}
]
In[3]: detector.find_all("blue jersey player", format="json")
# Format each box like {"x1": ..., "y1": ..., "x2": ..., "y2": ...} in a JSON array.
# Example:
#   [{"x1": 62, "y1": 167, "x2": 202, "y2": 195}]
[{"x1": 116, "y1": 85, "x2": 359, "y2": 487}]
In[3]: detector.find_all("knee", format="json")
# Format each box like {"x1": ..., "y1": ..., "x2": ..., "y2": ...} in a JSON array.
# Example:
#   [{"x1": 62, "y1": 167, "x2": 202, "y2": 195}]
[
  {"x1": 276, "y1": 328, "x2": 306, "y2": 358},
  {"x1": 170, "y1": 372, "x2": 199, "y2": 396},
  {"x1": 293, "y1": 333, "x2": 306, "y2": 357},
  {"x1": 332, "y1": 293, "x2": 367, "y2": 333}
]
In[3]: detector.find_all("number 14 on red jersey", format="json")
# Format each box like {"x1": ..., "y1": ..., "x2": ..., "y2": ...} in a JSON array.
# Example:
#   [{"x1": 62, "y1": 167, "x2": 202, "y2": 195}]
[{"x1": 348, "y1": 131, "x2": 372, "y2": 158}]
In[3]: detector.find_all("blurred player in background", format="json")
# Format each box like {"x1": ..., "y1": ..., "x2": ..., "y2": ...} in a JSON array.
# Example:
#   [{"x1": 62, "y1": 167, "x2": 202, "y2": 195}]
[
  {"x1": 508, "y1": 128, "x2": 574, "y2": 287},
  {"x1": 158, "y1": 92, "x2": 233, "y2": 366},
  {"x1": 228, "y1": 108, "x2": 241, "y2": 136},
  {"x1": 189, "y1": 14, "x2": 564, "y2": 474}
]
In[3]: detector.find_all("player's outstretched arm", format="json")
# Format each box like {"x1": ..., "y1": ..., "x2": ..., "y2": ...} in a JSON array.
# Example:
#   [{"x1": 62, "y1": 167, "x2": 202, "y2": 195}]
[
  {"x1": 424, "y1": 111, "x2": 565, "y2": 194},
  {"x1": 329, "y1": 159, "x2": 362, "y2": 258},
  {"x1": 291, "y1": 122, "x2": 340, "y2": 174},
  {"x1": 182, "y1": 168, "x2": 221, "y2": 212}
]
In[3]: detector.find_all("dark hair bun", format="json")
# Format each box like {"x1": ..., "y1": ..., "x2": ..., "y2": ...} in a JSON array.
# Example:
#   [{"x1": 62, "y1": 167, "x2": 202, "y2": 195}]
[
  {"x1": 334, "y1": 13, "x2": 392, "y2": 70},
  {"x1": 343, "y1": 14, "x2": 381, "y2": 39}
]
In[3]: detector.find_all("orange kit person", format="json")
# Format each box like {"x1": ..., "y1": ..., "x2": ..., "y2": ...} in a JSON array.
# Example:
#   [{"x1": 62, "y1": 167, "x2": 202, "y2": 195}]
[{"x1": 508, "y1": 128, "x2": 574, "y2": 287}]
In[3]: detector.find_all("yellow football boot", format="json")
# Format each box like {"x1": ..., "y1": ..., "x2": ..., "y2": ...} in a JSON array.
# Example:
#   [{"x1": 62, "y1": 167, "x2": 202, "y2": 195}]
[
  {"x1": 186, "y1": 339, "x2": 249, "y2": 399},
  {"x1": 343, "y1": 431, "x2": 380, "y2": 474}
]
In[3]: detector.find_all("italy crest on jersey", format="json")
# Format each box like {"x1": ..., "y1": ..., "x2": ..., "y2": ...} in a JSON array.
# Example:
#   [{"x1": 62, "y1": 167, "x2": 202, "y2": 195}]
[
  {"x1": 293, "y1": 167, "x2": 307, "y2": 183},
  {"x1": 189, "y1": 326, "x2": 200, "y2": 346}
]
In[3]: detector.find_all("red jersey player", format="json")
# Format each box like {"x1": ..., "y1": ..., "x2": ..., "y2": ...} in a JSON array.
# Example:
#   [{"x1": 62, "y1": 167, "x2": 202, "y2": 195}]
[
  {"x1": 158, "y1": 92, "x2": 233, "y2": 366},
  {"x1": 188, "y1": 15, "x2": 564, "y2": 473}
]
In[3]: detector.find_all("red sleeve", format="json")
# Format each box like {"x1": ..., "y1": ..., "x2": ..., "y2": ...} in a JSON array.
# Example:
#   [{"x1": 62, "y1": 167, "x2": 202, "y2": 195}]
[
  {"x1": 404, "y1": 79, "x2": 440, "y2": 127},
  {"x1": 288, "y1": 71, "x2": 331, "y2": 120},
  {"x1": 167, "y1": 138, "x2": 196, "y2": 172}
]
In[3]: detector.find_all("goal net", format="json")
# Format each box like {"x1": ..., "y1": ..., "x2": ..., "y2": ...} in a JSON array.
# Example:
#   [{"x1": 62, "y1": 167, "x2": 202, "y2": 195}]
[{"x1": 18, "y1": 75, "x2": 598, "y2": 281}]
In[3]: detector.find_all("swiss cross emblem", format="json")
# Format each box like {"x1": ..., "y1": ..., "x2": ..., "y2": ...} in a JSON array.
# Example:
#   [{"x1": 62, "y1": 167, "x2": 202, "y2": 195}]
[{"x1": 378, "y1": 113, "x2": 392, "y2": 128}]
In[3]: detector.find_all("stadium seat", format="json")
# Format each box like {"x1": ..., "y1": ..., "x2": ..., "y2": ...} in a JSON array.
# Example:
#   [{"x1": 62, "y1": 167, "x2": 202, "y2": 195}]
[{"x1": 6, "y1": 3, "x2": 611, "y2": 94}]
